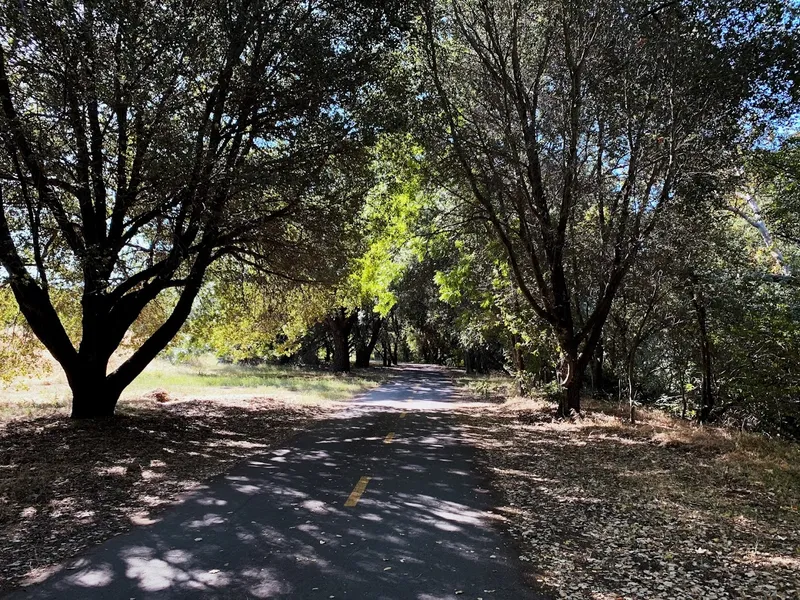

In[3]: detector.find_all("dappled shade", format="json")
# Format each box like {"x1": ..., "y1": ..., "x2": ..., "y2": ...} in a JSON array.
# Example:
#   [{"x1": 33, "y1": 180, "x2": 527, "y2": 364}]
[
  {"x1": 458, "y1": 400, "x2": 800, "y2": 598},
  {"x1": 0, "y1": 399, "x2": 322, "y2": 593},
  {"x1": 5, "y1": 368, "x2": 535, "y2": 599}
]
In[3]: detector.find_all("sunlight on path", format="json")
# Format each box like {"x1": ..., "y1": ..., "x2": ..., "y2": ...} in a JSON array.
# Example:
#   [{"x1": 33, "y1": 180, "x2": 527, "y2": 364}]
[{"x1": 5, "y1": 365, "x2": 538, "y2": 600}]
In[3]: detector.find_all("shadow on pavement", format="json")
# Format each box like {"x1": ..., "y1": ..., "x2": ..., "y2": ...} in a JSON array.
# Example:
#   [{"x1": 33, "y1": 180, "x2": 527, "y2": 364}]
[{"x1": 7, "y1": 366, "x2": 539, "y2": 600}]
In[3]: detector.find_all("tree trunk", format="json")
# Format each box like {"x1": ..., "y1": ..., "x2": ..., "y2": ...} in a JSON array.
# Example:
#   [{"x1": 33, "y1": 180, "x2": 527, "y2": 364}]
[
  {"x1": 300, "y1": 343, "x2": 320, "y2": 366},
  {"x1": 332, "y1": 330, "x2": 350, "y2": 372},
  {"x1": 697, "y1": 311, "x2": 714, "y2": 422},
  {"x1": 591, "y1": 337, "x2": 604, "y2": 395},
  {"x1": 627, "y1": 358, "x2": 636, "y2": 424},
  {"x1": 66, "y1": 354, "x2": 120, "y2": 418},
  {"x1": 681, "y1": 386, "x2": 688, "y2": 420},
  {"x1": 70, "y1": 382, "x2": 119, "y2": 418},
  {"x1": 382, "y1": 340, "x2": 390, "y2": 366},
  {"x1": 354, "y1": 347, "x2": 370, "y2": 368},
  {"x1": 60, "y1": 266, "x2": 207, "y2": 419},
  {"x1": 389, "y1": 312, "x2": 400, "y2": 365},
  {"x1": 327, "y1": 308, "x2": 356, "y2": 373},
  {"x1": 465, "y1": 349, "x2": 474, "y2": 374},
  {"x1": 558, "y1": 371, "x2": 583, "y2": 419},
  {"x1": 689, "y1": 278, "x2": 715, "y2": 423},
  {"x1": 510, "y1": 338, "x2": 527, "y2": 395},
  {"x1": 511, "y1": 335, "x2": 525, "y2": 373},
  {"x1": 727, "y1": 194, "x2": 792, "y2": 276},
  {"x1": 557, "y1": 351, "x2": 583, "y2": 418},
  {"x1": 354, "y1": 318, "x2": 382, "y2": 368}
]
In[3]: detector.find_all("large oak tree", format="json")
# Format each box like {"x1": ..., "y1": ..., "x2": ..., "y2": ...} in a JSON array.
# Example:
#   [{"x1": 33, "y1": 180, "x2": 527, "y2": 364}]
[
  {"x1": 0, "y1": 0, "x2": 406, "y2": 417},
  {"x1": 419, "y1": 0, "x2": 798, "y2": 416}
]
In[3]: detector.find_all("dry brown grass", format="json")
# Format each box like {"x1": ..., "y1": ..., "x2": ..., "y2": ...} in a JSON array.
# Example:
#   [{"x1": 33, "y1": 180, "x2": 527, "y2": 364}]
[
  {"x1": 456, "y1": 392, "x2": 800, "y2": 599},
  {"x1": 507, "y1": 395, "x2": 800, "y2": 487}
]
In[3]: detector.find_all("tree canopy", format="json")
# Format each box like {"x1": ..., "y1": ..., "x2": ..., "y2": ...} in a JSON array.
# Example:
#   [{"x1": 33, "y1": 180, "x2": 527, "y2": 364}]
[
  {"x1": 0, "y1": 0, "x2": 408, "y2": 416},
  {"x1": 0, "y1": 0, "x2": 798, "y2": 432}
]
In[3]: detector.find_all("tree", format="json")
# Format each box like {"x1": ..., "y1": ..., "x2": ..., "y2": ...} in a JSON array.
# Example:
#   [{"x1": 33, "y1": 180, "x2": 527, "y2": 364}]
[
  {"x1": 597, "y1": 172, "x2": 800, "y2": 431},
  {"x1": 0, "y1": 0, "x2": 406, "y2": 417},
  {"x1": 321, "y1": 134, "x2": 430, "y2": 371},
  {"x1": 175, "y1": 263, "x2": 336, "y2": 364},
  {"x1": 751, "y1": 136, "x2": 800, "y2": 250},
  {"x1": 325, "y1": 307, "x2": 359, "y2": 372},
  {"x1": 418, "y1": 0, "x2": 799, "y2": 416},
  {"x1": 353, "y1": 309, "x2": 384, "y2": 368},
  {"x1": 176, "y1": 134, "x2": 426, "y2": 373}
]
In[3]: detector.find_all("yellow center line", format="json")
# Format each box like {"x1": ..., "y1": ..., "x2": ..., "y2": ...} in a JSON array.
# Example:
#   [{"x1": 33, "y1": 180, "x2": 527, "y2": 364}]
[
  {"x1": 344, "y1": 476, "x2": 371, "y2": 507},
  {"x1": 384, "y1": 431, "x2": 395, "y2": 444},
  {"x1": 400, "y1": 411, "x2": 407, "y2": 418}
]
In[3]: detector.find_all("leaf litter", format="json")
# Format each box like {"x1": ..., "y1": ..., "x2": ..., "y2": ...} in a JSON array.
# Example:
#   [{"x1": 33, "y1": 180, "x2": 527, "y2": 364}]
[
  {"x1": 0, "y1": 396, "x2": 330, "y2": 594},
  {"x1": 456, "y1": 399, "x2": 800, "y2": 599}
]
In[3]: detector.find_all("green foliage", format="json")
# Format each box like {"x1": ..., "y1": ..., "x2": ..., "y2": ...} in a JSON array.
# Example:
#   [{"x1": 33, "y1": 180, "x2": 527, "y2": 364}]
[
  {"x1": 178, "y1": 134, "x2": 435, "y2": 363},
  {"x1": 751, "y1": 135, "x2": 800, "y2": 249},
  {"x1": 0, "y1": 288, "x2": 50, "y2": 382},
  {"x1": 600, "y1": 176, "x2": 800, "y2": 434},
  {"x1": 178, "y1": 266, "x2": 331, "y2": 362},
  {"x1": 348, "y1": 134, "x2": 431, "y2": 315}
]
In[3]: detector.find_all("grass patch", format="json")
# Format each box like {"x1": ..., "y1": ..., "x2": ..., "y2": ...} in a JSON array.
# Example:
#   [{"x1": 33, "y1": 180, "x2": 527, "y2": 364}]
[
  {"x1": 0, "y1": 355, "x2": 390, "y2": 420},
  {"x1": 450, "y1": 371, "x2": 515, "y2": 402},
  {"x1": 124, "y1": 357, "x2": 386, "y2": 402}
]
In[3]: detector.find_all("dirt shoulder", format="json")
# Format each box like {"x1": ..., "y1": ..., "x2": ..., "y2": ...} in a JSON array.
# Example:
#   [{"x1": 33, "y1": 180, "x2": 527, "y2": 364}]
[
  {"x1": 457, "y1": 397, "x2": 800, "y2": 600},
  {"x1": 0, "y1": 397, "x2": 333, "y2": 594}
]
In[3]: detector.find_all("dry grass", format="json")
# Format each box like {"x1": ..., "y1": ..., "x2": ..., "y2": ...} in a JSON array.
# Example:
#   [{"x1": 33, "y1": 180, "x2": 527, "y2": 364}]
[
  {"x1": 545, "y1": 396, "x2": 800, "y2": 506},
  {"x1": 456, "y1": 392, "x2": 800, "y2": 599}
]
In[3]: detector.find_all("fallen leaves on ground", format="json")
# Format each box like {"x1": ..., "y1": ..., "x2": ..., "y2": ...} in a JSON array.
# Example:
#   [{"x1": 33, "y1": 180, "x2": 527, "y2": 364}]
[
  {"x1": 0, "y1": 397, "x2": 330, "y2": 594},
  {"x1": 458, "y1": 399, "x2": 800, "y2": 600}
]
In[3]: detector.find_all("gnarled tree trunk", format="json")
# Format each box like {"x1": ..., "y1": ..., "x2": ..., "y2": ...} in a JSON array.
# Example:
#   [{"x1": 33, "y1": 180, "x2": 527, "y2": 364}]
[
  {"x1": 557, "y1": 350, "x2": 583, "y2": 419},
  {"x1": 67, "y1": 357, "x2": 119, "y2": 419}
]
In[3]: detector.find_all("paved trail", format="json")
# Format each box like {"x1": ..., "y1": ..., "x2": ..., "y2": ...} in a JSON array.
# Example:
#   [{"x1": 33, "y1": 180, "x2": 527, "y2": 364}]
[{"x1": 7, "y1": 365, "x2": 538, "y2": 600}]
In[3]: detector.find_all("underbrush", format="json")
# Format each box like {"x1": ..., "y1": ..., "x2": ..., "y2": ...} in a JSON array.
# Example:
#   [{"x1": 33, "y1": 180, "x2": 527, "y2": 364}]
[
  {"x1": 505, "y1": 393, "x2": 800, "y2": 503},
  {"x1": 450, "y1": 372, "x2": 515, "y2": 402}
]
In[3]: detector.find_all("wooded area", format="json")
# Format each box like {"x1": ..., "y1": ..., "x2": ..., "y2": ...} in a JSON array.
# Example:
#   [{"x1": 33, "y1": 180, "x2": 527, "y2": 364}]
[
  {"x1": 1, "y1": 2, "x2": 800, "y2": 598},
  {"x1": 0, "y1": 0, "x2": 798, "y2": 434}
]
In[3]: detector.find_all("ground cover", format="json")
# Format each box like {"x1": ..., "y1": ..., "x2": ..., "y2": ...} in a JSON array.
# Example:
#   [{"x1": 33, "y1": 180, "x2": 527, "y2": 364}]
[
  {"x1": 457, "y1": 393, "x2": 800, "y2": 599},
  {"x1": 0, "y1": 359, "x2": 386, "y2": 594},
  {"x1": 0, "y1": 356, "x2": 388, "y2": 420}
]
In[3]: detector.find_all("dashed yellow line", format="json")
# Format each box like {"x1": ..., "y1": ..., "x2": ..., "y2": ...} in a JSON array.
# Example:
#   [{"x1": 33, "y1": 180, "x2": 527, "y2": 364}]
[
  {"x1": 384, "y1": 432, "x2": 395, "y2": 444},
  {"x1": 344, "y1": 476, "x2": 371, "y2": 507}
]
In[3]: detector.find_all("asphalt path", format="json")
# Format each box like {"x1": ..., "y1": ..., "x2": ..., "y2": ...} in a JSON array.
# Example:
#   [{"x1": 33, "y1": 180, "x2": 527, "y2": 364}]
[{"x1": 6, "y1": 365, "x2": 539, "y2": 600}]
